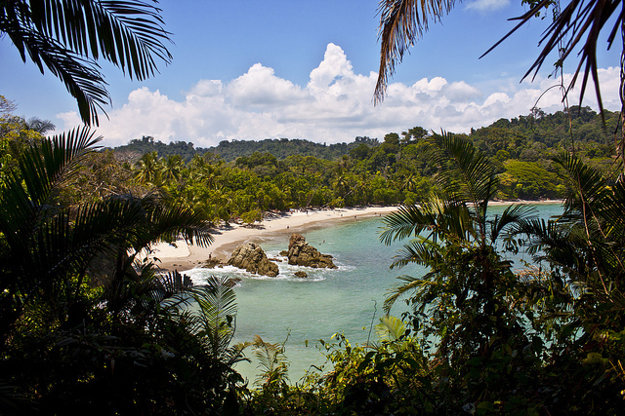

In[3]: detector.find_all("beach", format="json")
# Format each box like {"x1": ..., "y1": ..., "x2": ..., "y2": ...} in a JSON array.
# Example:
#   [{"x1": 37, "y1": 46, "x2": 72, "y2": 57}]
[
  {"x1": 151, "y1": 206, "x2": 400, "y2": 272},
  {"x1": 150, "y1": 200, "x2": 563, "y2": 272}
]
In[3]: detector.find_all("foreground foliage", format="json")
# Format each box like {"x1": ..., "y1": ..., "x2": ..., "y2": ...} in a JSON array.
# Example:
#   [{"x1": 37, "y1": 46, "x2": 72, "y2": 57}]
[
  {"x1": 245, "y1": 135, "x2": 625, "y2": 415},
  {"x1": 0, "y1": 130, "x2": 247, "y2": 414},
  {"x1": 2, "y1": 115, "x2": 625, "y2": 414}
]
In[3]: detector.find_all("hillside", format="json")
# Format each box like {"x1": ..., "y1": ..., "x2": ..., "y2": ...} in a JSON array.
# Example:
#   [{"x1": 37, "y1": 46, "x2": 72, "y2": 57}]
[
  {"x1": 114, "y1": 136, "x2": 379, "y2": 162},
  {"x1": 112, "y1": 106, "x2": 619, "y2": 165}
]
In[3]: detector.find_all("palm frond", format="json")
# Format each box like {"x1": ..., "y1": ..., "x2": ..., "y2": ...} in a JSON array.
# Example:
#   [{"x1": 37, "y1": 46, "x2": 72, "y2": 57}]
[
  {"x1": 554, "y1": 152, "x2": 609, "y2": 211},
  {"x1": 433, "y1": 133, "x2": 498, "y2": 212},
  {"x1": 381, "y1": 198, "x2": 476, "y2": 248},
  {"x1": 489, "y1": 204, "x2": 536, "y2": 242},
  {"x1": 374, "y1": 0, "x2": 456, "y2": 103},
  {"x1": 141, "y1": 201, "x2": 214, "y2": 250},
  {"x1": 0, "y1": 128, "x2": 100, "y2": 280},
  {"x1": 380, "y1": 203, "x2": 438, "y2": 245},
  {"x1": 3, "y1": 24, "x2": 110, "y2": 124},
  {"x1": 251, "y1": 335, "x2": 289, "y2": 386},
  {"x1": 1, "y1": 0, "x2": 172, "y2": 124},
  {"x1": 391, "y1": 237, "x2": 444, "y2": 269},
  {"x1": 191, "y1": 276, "x2": 238, "y2": 359},
  {"x1": 481, "y1": 0, "x2": 621, "y2": 114},
  {"x1": 384, "y1": 274, "x2": 436, "y2": 313}
]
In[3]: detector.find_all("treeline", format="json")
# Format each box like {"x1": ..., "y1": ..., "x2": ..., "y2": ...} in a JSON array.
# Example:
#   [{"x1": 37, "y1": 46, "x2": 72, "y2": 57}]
[
  {"x1": 4, "y1": 106, "x2": 617, "y2": 227},
  {"x1": 115, "y1": 135, "x2": 379, "y2": 162},
  {"x1": 113, "y1": 106, "x2": 620, "y2": 206}
]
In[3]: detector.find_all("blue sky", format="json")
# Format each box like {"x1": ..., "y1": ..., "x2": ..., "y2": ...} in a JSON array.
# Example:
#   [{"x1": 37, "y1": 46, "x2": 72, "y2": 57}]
[{"x1": 0, "y1": 0, "x2": 620, "y2": 146}]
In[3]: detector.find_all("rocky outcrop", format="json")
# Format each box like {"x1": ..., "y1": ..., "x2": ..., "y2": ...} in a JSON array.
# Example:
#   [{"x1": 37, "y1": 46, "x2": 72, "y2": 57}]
[
  {"x1": 228, "y1": 242, "x2": 279, "y2": 277},
  {"x1": 287, "y1": 234, "x2": 337, "y2": 269},
  {"x1": 203, "y1": 258, "x2": 224, "y2": 269},
  {"x1": 294, "y1": 271, "x2": 308, "y2": 278}
]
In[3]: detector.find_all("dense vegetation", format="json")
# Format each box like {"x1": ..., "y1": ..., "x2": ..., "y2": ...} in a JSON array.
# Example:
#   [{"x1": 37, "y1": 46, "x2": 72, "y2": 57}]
[
  {"x1": 3, "y1": 0, "x2": 625, "y2": 413},
  {"x1": 2, "y1": 98, "x2": 625, "y2": 414},
  {"x1": 116, "y1": 135, "x2": 379, "y2": 162},
  {"x1": 105, "y1": 106, "x2": 619, "y2": 226}
]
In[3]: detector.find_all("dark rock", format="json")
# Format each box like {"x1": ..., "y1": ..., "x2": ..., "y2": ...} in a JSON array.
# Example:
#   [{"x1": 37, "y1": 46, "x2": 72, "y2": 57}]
[
  {"x1": 228, "y1": 242, "x2": 279, "y2": 277},
  {"x1": 203, "y1": 258, "x2": 224, "y2": 269},
  {"x1": 294, "y1": 271, "x2": 308, "y2": 278},
  {"x1": 268, "y1": 257, "x2": 282, "y2": 262},
  {"x1": 287, "y1": 234, "x2": 337, "y2": 269},
  {"x1": 279, "y1": 250, "x2": 288, "y2": 256}
]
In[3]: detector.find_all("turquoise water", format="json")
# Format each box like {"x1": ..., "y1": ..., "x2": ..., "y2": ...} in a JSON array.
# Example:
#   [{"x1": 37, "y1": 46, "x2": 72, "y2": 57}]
[{"x1": 186, "y1": 203, "x2": 563, "y2": 383}]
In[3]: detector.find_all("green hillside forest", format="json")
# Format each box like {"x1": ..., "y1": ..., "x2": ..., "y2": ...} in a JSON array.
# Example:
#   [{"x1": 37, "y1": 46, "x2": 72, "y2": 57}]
[{"x1": 107, "y1": 106, "x2": 618, "y2": 224}]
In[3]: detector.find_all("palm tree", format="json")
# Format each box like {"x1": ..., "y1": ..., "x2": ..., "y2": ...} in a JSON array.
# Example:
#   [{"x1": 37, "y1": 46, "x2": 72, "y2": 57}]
[
  {"x1": 0, "y1": 127, "x2": 212, "y2": 335},
  {"x1": 0, "y1": 128, "x2": 248, "y2": 413},
  {"x1": 163, "y1": 154, "x2": 184, "y2": 182},
  {"x1": 519, "y1": 153, "x2": 625, "y2": 329},
  {"x1": 135, "y1": 151, "x2": 163, "y2": 185},
  {"x1": 0, "y1": 1, "x2": 172, "y2": 125},
  {"x1": 374, "y1": 0, "x2": 623, "y2": 118},
  {"x1": 380, "y1": 133, "x2": 534, "y2": 361}
]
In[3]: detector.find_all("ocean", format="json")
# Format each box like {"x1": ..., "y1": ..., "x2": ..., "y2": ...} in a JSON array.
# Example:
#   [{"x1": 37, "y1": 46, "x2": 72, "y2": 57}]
[{"x1": 185, "y1": 203, "x2": 564, "y2": 383}]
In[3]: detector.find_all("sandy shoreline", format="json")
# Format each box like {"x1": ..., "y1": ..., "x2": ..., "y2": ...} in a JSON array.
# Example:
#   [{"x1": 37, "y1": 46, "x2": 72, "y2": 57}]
[
  {"x1": 152, "y1": 206, "x2": 399, "y2": 272},
  {"x1": 150, "y1": 200, "x2": 563, "y2": 273}
]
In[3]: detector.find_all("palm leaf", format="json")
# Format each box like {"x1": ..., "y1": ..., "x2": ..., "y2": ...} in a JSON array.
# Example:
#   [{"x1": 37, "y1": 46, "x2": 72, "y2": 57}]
[
  {"x1": 191, "y1": 276, "x2": 238, "y2": 359},
  {"x1": 2, "y1": 24, "x2": 110, "y2": 124},
  {"x1": 1, "y1": 0, "x2": 172, "y2": 124},
  {"x1": 432, "y1": 133, "x2": 498, "y2": 213},
  {"x1": 489, "y1": 204, "x2": 536, "y2": 243},
  {"x1": 384, "y1": 274, "x2": 437, "y2": 313},
  {"x1": 481, "y1": 0, "x2": 621, "y2": 115},
  {"x1": 374, "y1": 0, "x2": 456, "y2": 103}
]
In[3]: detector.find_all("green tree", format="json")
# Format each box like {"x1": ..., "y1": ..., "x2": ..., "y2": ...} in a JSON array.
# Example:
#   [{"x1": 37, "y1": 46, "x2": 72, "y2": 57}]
[
  {"x1": 380, "y1": 134, "x2": 540, "y2": 412},
  {"x1": 0, "y1": 128, "x2": 257, "y2": 414}
]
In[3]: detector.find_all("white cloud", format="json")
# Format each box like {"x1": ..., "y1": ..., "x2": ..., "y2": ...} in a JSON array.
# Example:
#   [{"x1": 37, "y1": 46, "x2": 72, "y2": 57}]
[
  {"x1": 466, "y1": 0, "x2": 510, "y2": 12},
  {"x1": 57, "y1": 43, "x2": 621, "y2": 147}
]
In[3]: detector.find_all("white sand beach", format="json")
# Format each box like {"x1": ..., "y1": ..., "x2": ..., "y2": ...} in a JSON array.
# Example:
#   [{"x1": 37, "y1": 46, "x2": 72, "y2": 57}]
[
  {"x1": 150, "y1": 206, "x2": 400, "y2": 272},
  {"x1": 149, "y1": 200, "x2": 563, "y2": 272}
]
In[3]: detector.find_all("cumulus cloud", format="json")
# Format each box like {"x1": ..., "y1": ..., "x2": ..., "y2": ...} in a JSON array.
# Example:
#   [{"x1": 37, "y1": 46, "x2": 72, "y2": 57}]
[
  {"x1": 57, "y1": 43, "x2": 620, "y2": 147},
  {"x1": 466, "y1": 0, "x2": 510, "y2": 11}
]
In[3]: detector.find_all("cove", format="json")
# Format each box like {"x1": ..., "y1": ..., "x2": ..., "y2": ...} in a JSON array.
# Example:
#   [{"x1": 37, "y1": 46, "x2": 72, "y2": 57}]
[{"x1": 186, "y1": 203, "x2": 564, "y2": 382}]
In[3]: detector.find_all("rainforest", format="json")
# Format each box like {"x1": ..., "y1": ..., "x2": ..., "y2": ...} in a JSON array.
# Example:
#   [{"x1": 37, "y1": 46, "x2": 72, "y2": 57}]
[{"x1": 2, "y1": 0, "x2": 625, "y2": 415}]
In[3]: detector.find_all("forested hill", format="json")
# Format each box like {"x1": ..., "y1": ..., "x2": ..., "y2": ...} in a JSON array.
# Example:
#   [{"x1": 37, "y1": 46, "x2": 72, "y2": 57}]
[
  {"x1": 113, "y1": 106, "x2": 618, "y2": 162},
  {"x1": 114, "y1": 135, "x2": 379, "y2": 161},
  {"x1": 468, "y1": 106, "x2": 618, "y2": 160}
]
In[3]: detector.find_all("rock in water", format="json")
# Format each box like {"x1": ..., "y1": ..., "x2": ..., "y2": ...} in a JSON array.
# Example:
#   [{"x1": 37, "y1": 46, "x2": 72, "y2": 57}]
[
  {"x1": 294, "y1": 271, "x2": 308, "y2": 278},
  {"x1": 228, "y1": 242, "x2": 279, "y2": 277},
  {"x1": 287, "y1": 234, "x2": 337, "y2": 269}
]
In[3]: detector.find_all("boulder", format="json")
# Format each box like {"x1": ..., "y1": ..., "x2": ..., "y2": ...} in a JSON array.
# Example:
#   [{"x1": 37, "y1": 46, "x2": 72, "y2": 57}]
[
  {"x1": 294, "y1": 271, "x2": 308, "y2": 278},
  {"x1": 203, "y1": 258, "x2": 224, "y2": 269},
  {"x1": 228, "y1": 242, "x2": 279, "y2": 277},
  {"x1": 287, "y1": 234, "x2": 337, "y2": 269}
]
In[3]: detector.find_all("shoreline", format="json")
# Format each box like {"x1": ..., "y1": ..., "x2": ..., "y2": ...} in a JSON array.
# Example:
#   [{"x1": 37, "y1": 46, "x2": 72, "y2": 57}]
[{"x1": 151, "y1": 200, "x2": 563, "y2": 273}]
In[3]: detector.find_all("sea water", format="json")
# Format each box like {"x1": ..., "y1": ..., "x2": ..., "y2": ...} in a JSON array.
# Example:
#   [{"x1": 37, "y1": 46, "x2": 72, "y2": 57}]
[{"x1": 185, "y1": 203, "x2": 563, "y2": 383}]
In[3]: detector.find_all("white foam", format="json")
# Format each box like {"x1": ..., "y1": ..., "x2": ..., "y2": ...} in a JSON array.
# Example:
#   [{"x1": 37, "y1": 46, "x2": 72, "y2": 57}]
[{"x1": 185, "y1": 251, "x2": 349, "y2": 284}]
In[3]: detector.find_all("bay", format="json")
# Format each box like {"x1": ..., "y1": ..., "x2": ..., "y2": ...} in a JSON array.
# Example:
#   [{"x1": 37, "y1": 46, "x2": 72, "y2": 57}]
[{"x1": 186, "y1": 203, "x2": 563, "y2": 383}]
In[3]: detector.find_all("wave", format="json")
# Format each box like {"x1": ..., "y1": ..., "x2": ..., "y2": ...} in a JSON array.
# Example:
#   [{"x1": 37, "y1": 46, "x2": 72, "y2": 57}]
[{"x1": 185, "y1": 251, "x2": 350, "y2": 284}]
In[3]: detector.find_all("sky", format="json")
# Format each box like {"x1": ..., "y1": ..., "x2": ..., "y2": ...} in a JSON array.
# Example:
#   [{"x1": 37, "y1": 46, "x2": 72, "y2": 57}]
[{"x1": 0, "y1": 0, "x2": 620, "y2": 147}]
